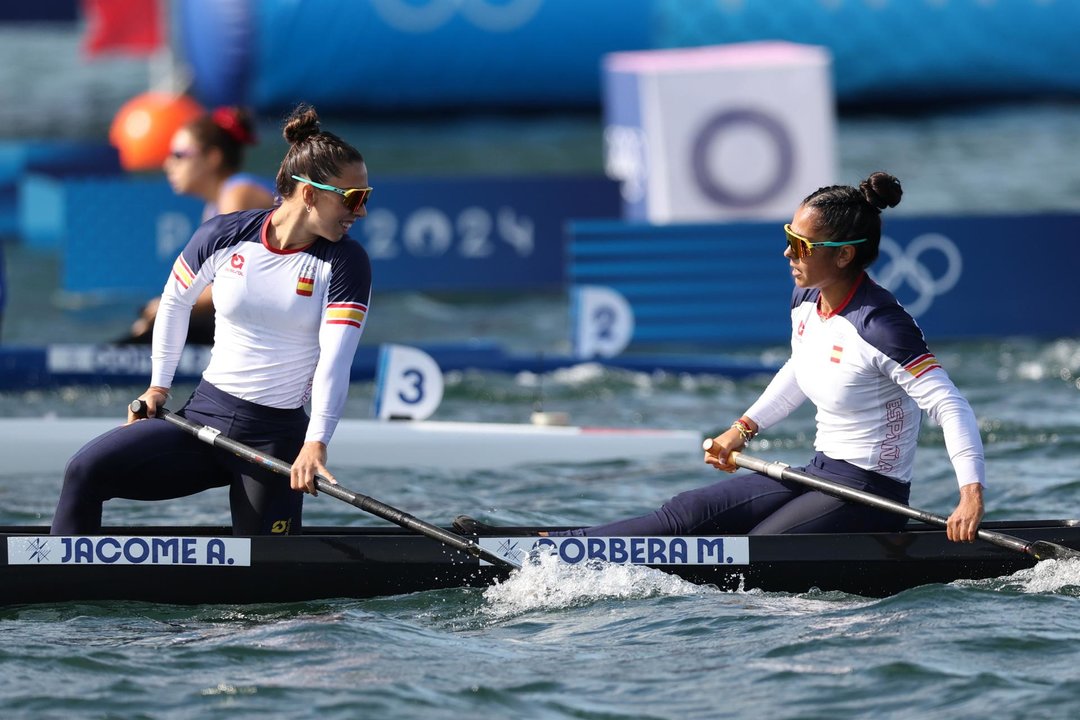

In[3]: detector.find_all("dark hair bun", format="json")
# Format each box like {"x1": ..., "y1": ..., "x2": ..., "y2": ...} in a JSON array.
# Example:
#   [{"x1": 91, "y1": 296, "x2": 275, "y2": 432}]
[
  {"x1": 860, "y1": 171, "x2": 902, "y2": 211},
  {"x1": 282, "y1": 103, "x2": 321, "y2": 145}
]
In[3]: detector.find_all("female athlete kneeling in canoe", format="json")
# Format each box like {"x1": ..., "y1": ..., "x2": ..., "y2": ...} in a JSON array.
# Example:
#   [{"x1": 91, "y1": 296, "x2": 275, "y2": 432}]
[
  {"x1": 457, "y1": 172, "x2": 985, "y2": 544},
  {"x1": 52, "y1": 102, "x2": 373, "y2": 536}
]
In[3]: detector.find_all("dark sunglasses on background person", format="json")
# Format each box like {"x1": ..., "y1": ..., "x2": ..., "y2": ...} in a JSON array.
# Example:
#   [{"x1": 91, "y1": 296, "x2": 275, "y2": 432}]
[
  {"x1": 783, "y1": 224, "x2": 866, "y2": 260},
  {"x1": 292, "y1": 174, "x2": 373, "y2": 213}
]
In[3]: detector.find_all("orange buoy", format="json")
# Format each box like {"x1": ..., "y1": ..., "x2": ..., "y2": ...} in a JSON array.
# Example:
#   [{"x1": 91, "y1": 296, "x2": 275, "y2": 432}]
[{"x1": 108, "y1": 92, "x2": 205, "y2": 171}]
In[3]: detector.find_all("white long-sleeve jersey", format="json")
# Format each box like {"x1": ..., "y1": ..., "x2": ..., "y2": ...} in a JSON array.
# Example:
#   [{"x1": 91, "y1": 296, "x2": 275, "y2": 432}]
[
  {"x1": 745, "y1": 273, "x2": 985, "y2": 488},
  {"x1": 151, "y1": 209, "x2": 372, "y2": 445}
]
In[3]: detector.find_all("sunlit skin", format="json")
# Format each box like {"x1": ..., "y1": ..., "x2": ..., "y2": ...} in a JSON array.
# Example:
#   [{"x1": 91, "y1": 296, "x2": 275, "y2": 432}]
[
  {"x1": 782, "y1": 205, "x2": 859, "y2": 316},
  {"x1": 703, "y1": 203, "x2": 983, "y2": 543},
  {"x1": 269, "y1": 162, "x2": 369, "y2": 250},
  {"x1": 133, "y1": 160, "x2": 370, "y2": 497}
]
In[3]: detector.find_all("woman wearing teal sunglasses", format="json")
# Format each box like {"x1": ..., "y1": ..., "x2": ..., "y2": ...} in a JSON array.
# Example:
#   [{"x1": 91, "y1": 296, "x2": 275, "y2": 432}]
[
  {"x1": 54, "y1": 103, "x2": 373, "y2": 537},
  {"x1": 460, "y1": 171, "x2": 986, "y2": 546}
]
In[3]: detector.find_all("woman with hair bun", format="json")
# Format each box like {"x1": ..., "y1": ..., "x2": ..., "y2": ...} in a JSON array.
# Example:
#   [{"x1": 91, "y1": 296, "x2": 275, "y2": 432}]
[
  {"x1": 458, "y1": 172, "x2": 986, "y2": 544},
  {"x1": 127, "y1": 106, "x2": 278, "y2": 344},
  {"x1": 53, "y1": 102, "x2": 373, "y2": 536}
]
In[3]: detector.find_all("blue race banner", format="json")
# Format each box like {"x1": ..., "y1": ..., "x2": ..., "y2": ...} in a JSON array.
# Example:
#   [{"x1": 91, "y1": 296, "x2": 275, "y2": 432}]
[
  {"x1": 360, "y1": 175, "x2": 619, "y2": 291},
  {"x1": 53, "y1": 174, "x2": 620, "y2": 297},
  {"x1": 568, "y1": 214, "x2": 1080, "y2": 344},
  {"x1": 57, "y1": 177, "x2": 203, "y2": 296},
  {"x1": 871, "y1": 215, "x2": 1078, "y2": 339},
  {"x1": 2, "y1": 141, "x2": 122, "y2": 241}
]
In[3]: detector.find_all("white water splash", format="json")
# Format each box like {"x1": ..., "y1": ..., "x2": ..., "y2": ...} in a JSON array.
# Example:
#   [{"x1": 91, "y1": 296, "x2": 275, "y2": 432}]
[
  {"x1": 480, "y1": 547, "x2": 714, "y2": 619},
  {"x1": 1005, "y1": 557, "x2": 1080, "y2": 594},
  {"x1": 200, "y1": 683, "x2": 257, "y2": 696},
  {"x1": 514, "y1": 363, "x2": 609, "y2": 389}
]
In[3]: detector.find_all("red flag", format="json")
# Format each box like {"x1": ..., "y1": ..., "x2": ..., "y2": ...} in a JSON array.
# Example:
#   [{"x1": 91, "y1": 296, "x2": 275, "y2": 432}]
[{"x1": 82, "y1": 0, "x2": 163, "y2": 57}]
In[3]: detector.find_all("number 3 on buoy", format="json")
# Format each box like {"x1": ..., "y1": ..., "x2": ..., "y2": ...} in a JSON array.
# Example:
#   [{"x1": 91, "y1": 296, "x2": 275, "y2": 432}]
[{"x1": 373, "y1": 344, "x2": 445, "y2": 421}]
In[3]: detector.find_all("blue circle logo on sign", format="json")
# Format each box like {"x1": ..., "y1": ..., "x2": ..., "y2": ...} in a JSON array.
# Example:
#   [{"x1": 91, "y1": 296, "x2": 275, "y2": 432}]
[{"x1": 691, "y1": 109, "x2": 794, "y2": 209}]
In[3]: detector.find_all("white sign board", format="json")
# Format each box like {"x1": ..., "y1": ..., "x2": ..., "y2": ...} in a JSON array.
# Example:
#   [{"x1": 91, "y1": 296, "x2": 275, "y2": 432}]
[{"x1": 603, "y1": 41, "x2": 835, "y2": 223}]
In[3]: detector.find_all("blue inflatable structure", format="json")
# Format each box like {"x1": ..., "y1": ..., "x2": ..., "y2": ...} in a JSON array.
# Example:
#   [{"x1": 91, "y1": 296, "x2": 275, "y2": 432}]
[{"x1": 175, "y1": 0, "x2": 1080, "y2": 112}]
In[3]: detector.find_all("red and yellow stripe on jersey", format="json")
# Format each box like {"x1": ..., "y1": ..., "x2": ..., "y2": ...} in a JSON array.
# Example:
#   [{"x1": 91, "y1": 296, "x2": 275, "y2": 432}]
[
  {"x1": 171, "y1": 255, "x2": 196, "y2": 290},
  {"x1": 743, "y1": 273, "x2": 984, "y2": 489},
  {"x1": 904, "y1": 353, "x2": 941, "y2": 378},
  {"x1": 326, "y1": 302, "x2": 367, "y2": 328},
  {"x1": 153, "y1": 208, "x2": 373, "y2": 445}
]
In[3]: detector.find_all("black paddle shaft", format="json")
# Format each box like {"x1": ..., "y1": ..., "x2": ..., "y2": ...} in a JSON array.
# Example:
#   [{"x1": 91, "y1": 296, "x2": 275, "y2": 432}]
[
  {"x1": 727, "y1": 449, "x2": 1080, "y2": 562},
  {"x1": 129, "y1": 400, "x2": 521, "y2": 570}
]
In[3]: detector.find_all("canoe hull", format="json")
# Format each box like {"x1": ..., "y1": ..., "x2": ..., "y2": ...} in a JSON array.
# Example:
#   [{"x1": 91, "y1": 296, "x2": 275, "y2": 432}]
[
  {"x1": 3, "y1": 531, "x2": 488, "y2": 606},
  {"x1": 3, "y1": 521, "x2": 1078, "y2": 605}
]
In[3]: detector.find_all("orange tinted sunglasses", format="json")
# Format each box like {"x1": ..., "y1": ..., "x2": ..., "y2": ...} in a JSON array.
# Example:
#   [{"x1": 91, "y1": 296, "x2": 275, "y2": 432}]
[
  {"x1": 784, "y1": 224, "x2": 866, "y2": 259},
  {"x1": 292, "y1": 175, "x2": 372, "y2": 213}
]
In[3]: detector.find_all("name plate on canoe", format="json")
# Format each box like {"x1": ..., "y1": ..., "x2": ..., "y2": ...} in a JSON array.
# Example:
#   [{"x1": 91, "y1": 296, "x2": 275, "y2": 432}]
[
  {"x1": 7, "y1": 536, "x2": 251, "y2": 567},
  {"x1": 479, "y1": 536, "x2": 750, "y2": 567}
]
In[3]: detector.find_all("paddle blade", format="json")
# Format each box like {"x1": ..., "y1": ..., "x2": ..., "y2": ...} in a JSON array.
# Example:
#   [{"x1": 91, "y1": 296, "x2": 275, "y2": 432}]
[{"x1": 1029, "y1": 541, "x2": 1080, "y2": 562}]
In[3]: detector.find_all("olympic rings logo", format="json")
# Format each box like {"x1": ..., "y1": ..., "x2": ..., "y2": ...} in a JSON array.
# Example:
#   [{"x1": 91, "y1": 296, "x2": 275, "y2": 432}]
[
  {"x1": 691, "y1": 109, "x2": 794, "y2": 209},
  {"x1": 870, "y1": 234, "x2": 963, "y2": 317},
  {"x1": 370, "y1": 0, "x2": 543, "y2": 33}
]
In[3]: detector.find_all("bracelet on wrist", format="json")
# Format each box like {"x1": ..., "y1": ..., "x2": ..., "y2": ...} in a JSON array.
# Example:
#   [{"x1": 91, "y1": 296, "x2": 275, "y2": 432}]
[{"x1": 731, "y1": 418, "x2": 756, "y2": 443}]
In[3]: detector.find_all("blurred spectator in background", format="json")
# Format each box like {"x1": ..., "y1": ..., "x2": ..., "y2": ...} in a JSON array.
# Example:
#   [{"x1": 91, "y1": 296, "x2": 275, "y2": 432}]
[{"x1": 124, "y1": 106, "x2": 277, "y2": 344}]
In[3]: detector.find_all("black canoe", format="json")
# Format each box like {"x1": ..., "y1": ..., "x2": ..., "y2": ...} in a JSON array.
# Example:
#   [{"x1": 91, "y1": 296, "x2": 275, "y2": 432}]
[{"x1": 3, "y1": 520, "x2": 1079, "y2": 605}]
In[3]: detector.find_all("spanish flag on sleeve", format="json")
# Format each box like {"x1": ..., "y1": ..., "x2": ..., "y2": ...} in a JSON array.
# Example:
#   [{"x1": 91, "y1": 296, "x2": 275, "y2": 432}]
[
  {"x1": 904, "y1": 353, "x2": 941, "y2": 378},
  {"x1": 325, "y1": 302, "x2": 367, "y2": 328},
  {"x1": 171, "y1": 255, "x2": 195, "y2": 290}
]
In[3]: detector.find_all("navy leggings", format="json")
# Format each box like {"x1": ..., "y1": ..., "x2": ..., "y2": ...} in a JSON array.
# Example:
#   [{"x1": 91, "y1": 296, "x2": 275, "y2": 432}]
[
  {"x1": 51, "y1": 381, "x2": 308, "y2": 536},
  {"x1": 552, "y1": 452, "x2": 911, "y2": 537}
]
